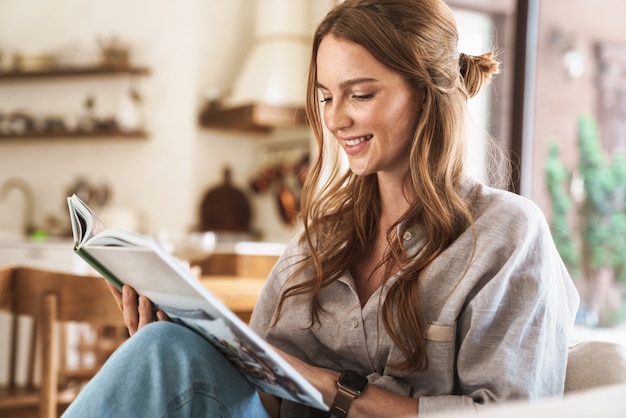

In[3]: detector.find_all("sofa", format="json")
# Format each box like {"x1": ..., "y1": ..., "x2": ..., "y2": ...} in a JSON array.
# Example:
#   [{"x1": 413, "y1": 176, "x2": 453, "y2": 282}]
[{"x1": 437, "y1": 340, "x2": 626, "y2": 417}]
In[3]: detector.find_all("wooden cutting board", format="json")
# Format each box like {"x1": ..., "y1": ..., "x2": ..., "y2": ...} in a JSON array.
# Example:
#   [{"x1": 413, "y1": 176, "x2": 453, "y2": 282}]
[{"x1": 199, "y1": 167, "x2": 251, "y2": 232}]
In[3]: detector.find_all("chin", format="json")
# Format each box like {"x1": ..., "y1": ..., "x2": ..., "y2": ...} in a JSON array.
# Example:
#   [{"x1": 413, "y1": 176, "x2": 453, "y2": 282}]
[
  {"x1": 349, "y1": 168, "x2": 374, "y2": 177},
  {"x1": 347, "y1": 158, "x2": 375, "y2": 176}
]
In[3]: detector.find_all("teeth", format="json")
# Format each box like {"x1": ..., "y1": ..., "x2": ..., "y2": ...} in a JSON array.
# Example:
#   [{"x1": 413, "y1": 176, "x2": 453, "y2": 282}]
[{"x1": 345, "y1": 135, "x2": 372, "y2": 146}]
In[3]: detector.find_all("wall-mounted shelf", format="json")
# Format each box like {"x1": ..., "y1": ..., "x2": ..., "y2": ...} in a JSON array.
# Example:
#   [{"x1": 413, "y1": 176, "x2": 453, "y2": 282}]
[
  {"x1": 199, "y1": 101, "x2": 307, "y2": 133},
  {"x1": 0, "y1": 130, "x2": 148, "y2": 141},
  {"x1": 0, "y1": 64, "x2": 151, "y2": 140},
  {"x1": 0, "y1": 65, "x2": 150, "y2": 81}
]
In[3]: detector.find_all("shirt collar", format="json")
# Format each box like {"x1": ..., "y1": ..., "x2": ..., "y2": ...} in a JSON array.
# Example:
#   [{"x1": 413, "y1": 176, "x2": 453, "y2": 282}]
[{"x1": 397, "y1": 222, "x2": 425, "y2": 258}]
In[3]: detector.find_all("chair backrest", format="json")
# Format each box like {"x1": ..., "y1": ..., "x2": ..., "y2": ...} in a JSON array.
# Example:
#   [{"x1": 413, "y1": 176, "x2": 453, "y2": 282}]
[
  {"x1": 565, "y1": 340, "x2": 626, "y2": 393},
  {"x1": 0, "y1": 263, "x2": 11, "y2": 310},
  {"x1": 0, "y1": 264, "x2": 127, "y2": 418}
]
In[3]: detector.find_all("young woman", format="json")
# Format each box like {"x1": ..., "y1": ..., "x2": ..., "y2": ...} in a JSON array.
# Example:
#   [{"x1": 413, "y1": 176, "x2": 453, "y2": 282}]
[{"x1": 63, "y1": 1, "x2": 579, "y2": 417}]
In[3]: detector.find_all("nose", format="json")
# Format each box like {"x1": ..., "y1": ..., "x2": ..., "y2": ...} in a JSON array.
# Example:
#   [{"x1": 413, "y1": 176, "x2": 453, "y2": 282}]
[{"x1": 324, "y1": 101, "x2": 353, "y2": 133}]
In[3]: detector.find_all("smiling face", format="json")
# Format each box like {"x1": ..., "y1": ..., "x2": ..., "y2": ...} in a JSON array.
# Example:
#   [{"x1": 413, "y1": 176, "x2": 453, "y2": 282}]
[{"x1": 316, "y1": 35, "x2": 422, "y2": 181}]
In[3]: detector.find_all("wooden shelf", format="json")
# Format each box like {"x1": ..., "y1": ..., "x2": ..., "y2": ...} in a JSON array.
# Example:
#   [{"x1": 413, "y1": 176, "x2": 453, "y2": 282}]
[
  {"x1": 199, "y1": 102, "x2": 307, "y2": 133},
  {"x1": 0, "y1": 65, "x2": 151, "y2": 141},
  {"x1": 0, "y1": 130, "x2": 148, "y2": 141},
  {"x1": 0, "y1": 65, "x2": 150, "y2": 81}
]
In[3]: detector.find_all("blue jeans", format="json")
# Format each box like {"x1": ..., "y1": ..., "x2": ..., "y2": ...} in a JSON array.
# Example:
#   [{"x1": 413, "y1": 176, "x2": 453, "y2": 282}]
[{"x1": 62, "y1": 321, "x2": 270, "y2": 418}]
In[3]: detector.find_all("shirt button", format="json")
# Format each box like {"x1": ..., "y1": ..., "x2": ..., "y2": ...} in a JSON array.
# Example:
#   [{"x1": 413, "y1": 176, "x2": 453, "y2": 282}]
[
  {"x1": 351, "y1": 318, "x2": 359, "y2": 328},
  {"x1": 403, "y1": 231, "x2": 413, "y2": 241}
]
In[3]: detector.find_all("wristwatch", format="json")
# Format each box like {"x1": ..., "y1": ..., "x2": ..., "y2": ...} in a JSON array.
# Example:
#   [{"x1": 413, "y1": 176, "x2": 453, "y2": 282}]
[{"x1": 329, "y1": 370, "x2": 368, "y2": 418}]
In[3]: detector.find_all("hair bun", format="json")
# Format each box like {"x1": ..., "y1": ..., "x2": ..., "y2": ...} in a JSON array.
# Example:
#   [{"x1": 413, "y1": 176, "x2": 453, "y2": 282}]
[{"x1": 459, "y1": 52, "x2": 500, "y2": 98}]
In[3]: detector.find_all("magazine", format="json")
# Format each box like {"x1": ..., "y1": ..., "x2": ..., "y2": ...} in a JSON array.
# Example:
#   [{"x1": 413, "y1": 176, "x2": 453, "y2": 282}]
[{"x1": 67, "y1": 194, "x2": 328, "y2": 411}]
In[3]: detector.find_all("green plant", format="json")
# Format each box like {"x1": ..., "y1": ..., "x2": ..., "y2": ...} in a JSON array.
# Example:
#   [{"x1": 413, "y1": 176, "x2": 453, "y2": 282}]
[
  {"x1": 576, "y1": 115, "x2": 626, "y2": 283},
  {"x1": 545, "y1": 115, "x2": 626, "y2": 325},
  {"x1": 545, "y1": 141, "x2": 580, "y2": 276}
]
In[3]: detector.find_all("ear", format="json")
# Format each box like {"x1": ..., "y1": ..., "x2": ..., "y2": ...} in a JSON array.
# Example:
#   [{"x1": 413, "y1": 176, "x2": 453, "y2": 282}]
[
  {"x1": 412, "y1": 87, "x2": 427, "y2": 114},
  {"x1": 419, "y1": 86, "x2": 428, "y2": 105}
]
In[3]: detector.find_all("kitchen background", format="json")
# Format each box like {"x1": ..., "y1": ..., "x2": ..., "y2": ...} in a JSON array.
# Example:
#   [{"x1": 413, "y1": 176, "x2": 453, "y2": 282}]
[
  {"x1": 1, "y1": 0, "x2": 626, "y2": 249},
  {"x1": 0, "y1": 0, "x2": 333, "y2": 245},
  {"x1": 0, "y1": 0, "x2": 499, "y2": 247}
]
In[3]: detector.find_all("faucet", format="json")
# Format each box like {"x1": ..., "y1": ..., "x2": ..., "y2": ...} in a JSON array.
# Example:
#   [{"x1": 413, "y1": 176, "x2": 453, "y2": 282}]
[{"x1": 0, "y1": 177, "x2": 36, "y2": 236}]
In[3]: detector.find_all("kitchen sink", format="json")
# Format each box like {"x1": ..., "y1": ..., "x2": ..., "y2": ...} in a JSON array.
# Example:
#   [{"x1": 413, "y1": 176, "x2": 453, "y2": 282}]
[{"x1": 0, "y1": 232, "x2": 89, "y2": 274}]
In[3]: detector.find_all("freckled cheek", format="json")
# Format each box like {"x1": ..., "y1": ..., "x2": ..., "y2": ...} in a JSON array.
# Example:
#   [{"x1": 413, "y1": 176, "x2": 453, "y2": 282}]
[
  {"x1": 389, "y1": 100, "x2": 420, "y2": 138},
  {"x1": 360, "y1": 107, "x2": 394, "y2": 133}
]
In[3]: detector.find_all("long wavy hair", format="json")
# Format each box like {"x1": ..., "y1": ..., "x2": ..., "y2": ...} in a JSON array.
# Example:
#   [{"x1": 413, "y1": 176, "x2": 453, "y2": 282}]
[{"x1": 275, "y1": 0, "x2": 500, "y2": 371}]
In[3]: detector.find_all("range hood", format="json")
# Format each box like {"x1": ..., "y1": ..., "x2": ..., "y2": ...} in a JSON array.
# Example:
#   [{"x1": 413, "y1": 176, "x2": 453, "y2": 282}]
[{"x1": 200, "y1": 0, "x2": 312, "y2": 133}]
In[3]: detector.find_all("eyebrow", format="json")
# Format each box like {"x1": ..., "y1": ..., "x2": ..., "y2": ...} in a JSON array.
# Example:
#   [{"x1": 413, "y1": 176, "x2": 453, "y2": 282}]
[{"x1": 315, "y1": 77, "x2": 378, "y2": 91}]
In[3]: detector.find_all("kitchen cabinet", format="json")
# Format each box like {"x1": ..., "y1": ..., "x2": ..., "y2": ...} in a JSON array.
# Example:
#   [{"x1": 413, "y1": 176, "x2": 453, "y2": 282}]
[
  {"x1": 196, "y1": 252, "x2": 279, "y2": 278},
  {"x1": 0, "y1": 65, "x2": 150, "y2": 140},
  {"x1": 201, "y1": 277, "x2": 266, "y2": 323}
]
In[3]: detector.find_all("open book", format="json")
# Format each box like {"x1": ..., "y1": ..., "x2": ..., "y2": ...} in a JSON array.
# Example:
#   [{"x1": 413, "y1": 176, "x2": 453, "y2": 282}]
[{"x1": 67, "y1": 194, "x2": 328, "y2": 411}]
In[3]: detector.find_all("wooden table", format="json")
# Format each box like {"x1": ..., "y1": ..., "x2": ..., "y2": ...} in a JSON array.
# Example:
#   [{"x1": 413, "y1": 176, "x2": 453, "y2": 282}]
[{"x1": 200, "y1": 275, "x2": 266, "y2": 322}]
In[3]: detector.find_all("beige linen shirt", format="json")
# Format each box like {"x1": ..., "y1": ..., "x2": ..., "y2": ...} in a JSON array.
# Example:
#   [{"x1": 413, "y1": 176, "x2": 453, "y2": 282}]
[{"x1": 249, "y1": 178, "x2": 580, "y2": 417}]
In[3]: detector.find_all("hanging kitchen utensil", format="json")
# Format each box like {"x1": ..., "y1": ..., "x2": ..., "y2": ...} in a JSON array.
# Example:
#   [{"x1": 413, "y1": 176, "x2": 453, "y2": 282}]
[
  {"x1": 250, "y1": 164, "x2": 279, "y2": 193},
  {"x1": 275, "y1": 160, "x2": 301, "y2": 226},
  {"x1": 294, "y1": 153, "x2": 310, "y2": 187},
  {"x1": 276, "y1": 182, "x2": 300, "y2": 226},
  {"x1": 199, "y1": 166, "x2": 251, "y2": 232}
]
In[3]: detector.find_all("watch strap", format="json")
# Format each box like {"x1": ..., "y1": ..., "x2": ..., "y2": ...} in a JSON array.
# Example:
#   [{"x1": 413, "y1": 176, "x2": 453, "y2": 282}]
[{"x1": 329, "y1": 386, "x2": 356, "y2": 418}]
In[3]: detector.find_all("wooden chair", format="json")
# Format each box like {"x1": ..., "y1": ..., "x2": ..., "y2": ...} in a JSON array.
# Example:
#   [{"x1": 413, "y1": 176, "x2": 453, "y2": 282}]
[{"x1": 0, "y1": 264, "x2": 128, "y2": 418}]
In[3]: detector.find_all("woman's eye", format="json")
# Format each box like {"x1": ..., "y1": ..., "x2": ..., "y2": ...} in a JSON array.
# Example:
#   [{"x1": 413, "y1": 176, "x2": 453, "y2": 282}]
[
  {"x1": 353, "y1": 93, "x2": 374, "y2": 100},
  {"x1": 319, "y1": 93, "x2": 373, "y2": 103}
]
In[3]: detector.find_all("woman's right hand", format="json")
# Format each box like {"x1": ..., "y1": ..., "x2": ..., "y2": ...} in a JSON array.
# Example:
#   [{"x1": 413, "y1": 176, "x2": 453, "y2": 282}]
[{"x1": 107, "y1": 282, "x2": 169, "y2": 336}]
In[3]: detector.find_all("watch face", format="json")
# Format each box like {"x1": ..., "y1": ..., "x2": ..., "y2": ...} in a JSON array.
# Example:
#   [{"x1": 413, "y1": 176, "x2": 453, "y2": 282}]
[{"x1": 339, "y1": 370, "x2": 368, "y2": 394}]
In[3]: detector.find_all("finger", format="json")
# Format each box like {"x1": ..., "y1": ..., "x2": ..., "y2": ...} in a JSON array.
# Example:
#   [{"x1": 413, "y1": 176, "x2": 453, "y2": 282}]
[
  {"x1": 137, "y1": 296, "x2": 154, "y2": 330},
  {"x1": 156, "y1": 310, "x2": 170, "y2": 322},
  {"x1": 122, "y1": 285, "x2": 140, "y2": 336},
  {"x1": 106, "y1": 282, "x2": 123, "y2": 312}
]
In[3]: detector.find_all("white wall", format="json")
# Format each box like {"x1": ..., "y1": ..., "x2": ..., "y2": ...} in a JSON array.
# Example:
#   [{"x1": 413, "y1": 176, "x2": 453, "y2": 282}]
[{"x1": 0, "y1": 0, "x2": 316, "y2": 242}]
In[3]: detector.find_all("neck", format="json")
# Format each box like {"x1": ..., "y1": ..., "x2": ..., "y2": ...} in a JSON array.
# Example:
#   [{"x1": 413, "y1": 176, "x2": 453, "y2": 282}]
[{"x1": 377, "y1": 173, "x2": 413, "y2": 227}]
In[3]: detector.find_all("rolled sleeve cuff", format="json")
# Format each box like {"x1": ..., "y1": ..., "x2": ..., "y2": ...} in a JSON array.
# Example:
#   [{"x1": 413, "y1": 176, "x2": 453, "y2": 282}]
[{"x1": 418, "y1": 395, "x2": 480, "y2": 415}]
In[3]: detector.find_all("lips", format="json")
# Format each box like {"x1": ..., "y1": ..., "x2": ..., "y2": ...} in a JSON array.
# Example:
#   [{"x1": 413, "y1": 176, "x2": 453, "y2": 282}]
[{"x1": 340, "y1": 134, "x2": 372, "y2": 156}]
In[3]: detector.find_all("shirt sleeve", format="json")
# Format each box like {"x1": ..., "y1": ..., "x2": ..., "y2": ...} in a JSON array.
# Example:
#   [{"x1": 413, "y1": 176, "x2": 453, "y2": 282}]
[
  {"x1": 418, "y1": 193, "x2": 580, "y2": 414},
  {"x1": 249, "y1": 231, "x2": 304, "y2": 336}
]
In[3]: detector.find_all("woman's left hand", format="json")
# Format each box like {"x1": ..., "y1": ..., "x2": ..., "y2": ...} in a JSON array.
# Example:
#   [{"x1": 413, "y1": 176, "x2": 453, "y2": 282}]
[{"x1": 107, "y1": 282, "x2": 169, "y2": 336}]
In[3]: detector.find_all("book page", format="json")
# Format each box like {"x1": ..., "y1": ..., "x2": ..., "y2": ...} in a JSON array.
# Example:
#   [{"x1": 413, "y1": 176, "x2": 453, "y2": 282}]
[
  {"x1": 67, "y1": 194, "x2": 110, "y2": 245},
  {"x1": 83, "y1": 244, "x2": 327, "y2": 410}
]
